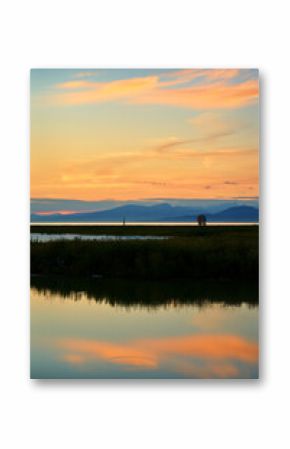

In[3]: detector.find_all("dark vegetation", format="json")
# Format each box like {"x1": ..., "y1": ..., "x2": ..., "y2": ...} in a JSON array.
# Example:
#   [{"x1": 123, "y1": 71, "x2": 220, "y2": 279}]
[
  {"x1": 31, "y1": 276, "x2": 258, "y2": 308},
  {"x1": 31, "y1": 226, "x2": 258, "y2": 280},
  {"x1": 31, "y1": 224, "x2": 256, "y2": 237}
]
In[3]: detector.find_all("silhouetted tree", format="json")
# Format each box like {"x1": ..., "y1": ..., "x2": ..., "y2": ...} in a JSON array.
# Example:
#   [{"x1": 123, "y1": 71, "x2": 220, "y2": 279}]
[{"x1": 197, "y1": 214, "x2": 207, "y2": 226}]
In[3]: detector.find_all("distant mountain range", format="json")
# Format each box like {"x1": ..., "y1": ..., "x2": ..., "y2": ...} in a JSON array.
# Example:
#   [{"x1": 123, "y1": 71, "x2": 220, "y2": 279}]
[{"x1": 31, "y1": 203, "x2": 259, "y2": 223}]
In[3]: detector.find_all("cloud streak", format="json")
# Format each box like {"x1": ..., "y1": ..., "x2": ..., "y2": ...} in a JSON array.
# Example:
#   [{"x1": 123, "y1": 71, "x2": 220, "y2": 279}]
[
  {"x1": 57, "y1": 333, "x2": 258, "y2": 378},
  {"x1": 31, "y1": 69, "x2": 259, "y2": 201},
  {"x1": 52, "y1": 69, "x2": 258, "y2": 109}
]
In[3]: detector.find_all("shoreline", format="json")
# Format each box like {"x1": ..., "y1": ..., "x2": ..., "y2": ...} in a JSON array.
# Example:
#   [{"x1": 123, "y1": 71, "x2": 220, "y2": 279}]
[{"x1": 30, "y1": 224, "x2": 258, "y2": 237}]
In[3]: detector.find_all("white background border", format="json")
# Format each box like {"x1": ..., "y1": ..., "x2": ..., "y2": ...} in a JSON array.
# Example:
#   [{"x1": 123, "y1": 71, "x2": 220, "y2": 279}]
[{"x1": 1, "y1": 1, "x2": 289, "y2": 448}]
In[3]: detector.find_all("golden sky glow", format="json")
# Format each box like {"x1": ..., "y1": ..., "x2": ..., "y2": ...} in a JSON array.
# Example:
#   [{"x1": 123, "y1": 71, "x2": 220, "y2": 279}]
[{"x1": 31, "y1": 69, "x2": 259, "y2": 201}]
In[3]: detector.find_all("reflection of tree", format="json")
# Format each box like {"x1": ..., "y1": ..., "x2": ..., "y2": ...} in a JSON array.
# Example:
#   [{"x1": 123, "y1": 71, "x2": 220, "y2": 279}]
[{"x1": 31, "y1": 276, "x2": 258, "y2": 309}]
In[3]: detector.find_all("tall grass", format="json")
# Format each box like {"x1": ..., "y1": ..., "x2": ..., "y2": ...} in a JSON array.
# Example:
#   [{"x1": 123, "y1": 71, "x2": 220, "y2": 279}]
[{"x1": 31, "y1": 227, "x2": 258, "y2": 280}]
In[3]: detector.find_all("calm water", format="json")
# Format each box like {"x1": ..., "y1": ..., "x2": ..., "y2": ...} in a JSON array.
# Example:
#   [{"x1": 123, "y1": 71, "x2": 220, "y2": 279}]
[
  {"x1": 31, "y1": 233, "x2": 168, "y2": 242},
  {"x1": 31, "y1": 278, "x2": 258, "y2": 379}
]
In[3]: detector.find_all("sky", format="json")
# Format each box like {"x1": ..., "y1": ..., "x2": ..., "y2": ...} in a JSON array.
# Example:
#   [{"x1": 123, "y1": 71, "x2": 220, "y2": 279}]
[{"x1": 31, "y1": 69, "x2": 259, "y2": 212}]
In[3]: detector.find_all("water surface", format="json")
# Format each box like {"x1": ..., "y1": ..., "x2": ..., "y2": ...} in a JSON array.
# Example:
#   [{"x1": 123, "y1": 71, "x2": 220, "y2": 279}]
[
  {"x1": 31, "y1": 233, "x2": 168, "y2": 242},
  {"x1": 31, "y1": 278, "x2": 258, "y2": 379}
]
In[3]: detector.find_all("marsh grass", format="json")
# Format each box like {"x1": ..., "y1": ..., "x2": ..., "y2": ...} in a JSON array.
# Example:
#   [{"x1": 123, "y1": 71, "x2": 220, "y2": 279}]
[{"x1": 31, "y1": 226, "x2": 258, "y2": 280}]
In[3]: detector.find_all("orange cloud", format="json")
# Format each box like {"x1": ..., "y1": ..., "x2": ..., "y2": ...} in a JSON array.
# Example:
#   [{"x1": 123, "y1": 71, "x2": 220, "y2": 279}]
[
  {"x1": 142, "y1": 334, "x2": 258, "y2": 363},
  {"x1": 154, "y1": 68, "x2": 240, "y2": 87},
  {"x1": 54, "y1": 76, "x2": 159, "y2": 105},
  {"x1": 134, "y1": 80, "x2": 258, "y2": 109},
  {"x1": 34, "y1": 210, "x2": 81, "y2": 216},
  {"x1": 62, "y1": 354, "x2": 85, "y2": 364},
  {"x1": 52, "y1": 70, "x2": 258, "y2": 109},
  {"x1": 56, "y1": 80, "x2": 94, "y2": 89},
  {"x1": 58, "y1": 339, "x2": 157, "y2": 369},
  {"x1": 57, "y1": 334, "x2": 258, "y2": 377}
]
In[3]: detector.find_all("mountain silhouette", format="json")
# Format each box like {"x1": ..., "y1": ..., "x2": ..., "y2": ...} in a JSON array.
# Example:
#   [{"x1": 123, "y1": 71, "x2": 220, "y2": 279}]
[
  {"x1": 31, "y1": 203, "x2": 259, "y2": 223},
  {"x1": 208, "y1": 206, "x2": 259, "y2": 221}
]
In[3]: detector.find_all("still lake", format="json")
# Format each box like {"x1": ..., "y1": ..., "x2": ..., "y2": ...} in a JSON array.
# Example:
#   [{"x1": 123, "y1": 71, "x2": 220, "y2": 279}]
[
  {"x1": 31, "y1": 277, "x2": 258, "y2": 379},
  {"x1": 31, "y1": 233, "x2": 168, "y2": 242}
]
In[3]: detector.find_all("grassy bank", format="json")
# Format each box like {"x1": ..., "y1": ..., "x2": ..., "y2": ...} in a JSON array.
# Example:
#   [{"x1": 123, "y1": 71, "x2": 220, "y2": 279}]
[
  {"x1": 31, "y1": 226, "x2": 258, "y2": 280},
  {"x1": 31, "y1": 224, "x2": 257, "y2": 237}
]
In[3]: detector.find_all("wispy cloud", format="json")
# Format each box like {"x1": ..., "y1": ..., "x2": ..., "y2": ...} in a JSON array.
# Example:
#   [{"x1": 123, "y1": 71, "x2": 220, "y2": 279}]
[
  {"x1": 54, "y1": 76, "x2": 159, "y2": 105},
  {"x1": 31, "y1": 143, "x2": 258, "y2": 200},
  {"x1": 132, "y1": 80, "x2": 257, "y2": 110},
  {"x1": 73, "y1": 71, "x2": 96, "y2": 79},
  {"x1": 151, "y1": 136, "x2": 192, "y2": 153},
  {"x1": 31, "y1": 69, "x2": 259, "y2": 201},
  {"x1": 51, "y1": 69, "x2": 258, "y2": 109},
  {"x1": 57, "y1": 333, "x2": 258, "y2": 377},
  {"x1": 188, "y1": 112, "x2": 238, "y2": 142}
]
